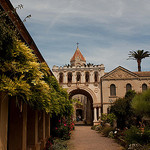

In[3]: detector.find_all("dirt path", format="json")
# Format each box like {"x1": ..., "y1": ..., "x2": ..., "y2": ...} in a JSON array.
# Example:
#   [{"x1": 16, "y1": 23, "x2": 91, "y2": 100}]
[{"x1": 68, "y1": 126, "x2": 123, "y2": 150}]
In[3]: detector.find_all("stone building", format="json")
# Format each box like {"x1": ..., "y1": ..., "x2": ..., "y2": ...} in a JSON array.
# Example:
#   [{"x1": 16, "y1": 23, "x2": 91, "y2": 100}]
[{"x1": 52, "y1": 46, "x2": 150, "y2": 125}]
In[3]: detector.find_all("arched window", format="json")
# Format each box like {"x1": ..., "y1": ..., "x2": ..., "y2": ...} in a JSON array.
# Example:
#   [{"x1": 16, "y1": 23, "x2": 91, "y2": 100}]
[
  {"x1": 126, "y1": 83, "x2": 132, "y2": 92},
  {"x1": 142, "y1": 83, "x2": 147, "y2": 91},
  {"x1": 85, "y1": 72, "x2": 90, "y2": 83},
  {"x1": 68, "y1": 72, "x2": 72, "y2": 83},
  {"x1": 76, "y1": 72, "x2": 81, "y2": 82},
  {"x1": 94, "y1": 71, "x2": 98, "y2": 82},
  {"x1": 59, "y1": 72, "x2": 63, "y2": 83},
  {"x1": 110, "y1": 84, "x2": 116, "y2": 96}
]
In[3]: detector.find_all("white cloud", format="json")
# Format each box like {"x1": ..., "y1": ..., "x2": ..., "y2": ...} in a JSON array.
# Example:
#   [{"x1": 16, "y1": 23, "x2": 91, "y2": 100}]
[{"x1": 10, "y1": 0, "x2": 150, "y2": 72}]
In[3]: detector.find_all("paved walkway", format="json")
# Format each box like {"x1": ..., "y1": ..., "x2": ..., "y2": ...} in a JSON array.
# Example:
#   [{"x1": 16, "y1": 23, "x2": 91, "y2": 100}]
[{"x1": 68, "y1": 126, "x2": 123, "y2": 150}]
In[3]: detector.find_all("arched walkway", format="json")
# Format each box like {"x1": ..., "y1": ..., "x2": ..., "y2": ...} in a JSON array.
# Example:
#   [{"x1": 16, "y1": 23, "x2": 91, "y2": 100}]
[{"x1": 69, "y1": 88, "x2": 94, "y2": 125}]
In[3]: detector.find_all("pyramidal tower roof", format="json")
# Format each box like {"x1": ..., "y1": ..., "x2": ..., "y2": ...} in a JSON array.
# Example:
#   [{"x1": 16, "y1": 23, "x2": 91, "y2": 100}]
[
  {"x1": 70, "y1": 47, "x2": 86, "y2": 62},
  {"x1": 70, "y1": 46, "x2": 86, "y2": 66}
]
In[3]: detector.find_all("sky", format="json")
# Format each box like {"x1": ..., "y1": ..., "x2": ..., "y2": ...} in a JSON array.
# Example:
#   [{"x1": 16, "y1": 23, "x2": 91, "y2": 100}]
[{"x1": 10, "y1": 0, "x2": 150, "y2": 72}]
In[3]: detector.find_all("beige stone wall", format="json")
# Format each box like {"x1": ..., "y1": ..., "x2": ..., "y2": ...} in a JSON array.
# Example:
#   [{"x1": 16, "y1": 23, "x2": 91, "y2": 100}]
[
  {"x1": 0, "y1": 92, "x2": 9, "y2": 150},
  {"x1": 102, "y1": 79, "x2": 150, "y2": 113},
  {"x1": 52, "y1": 64, "x2": 105, "y2": 106}
]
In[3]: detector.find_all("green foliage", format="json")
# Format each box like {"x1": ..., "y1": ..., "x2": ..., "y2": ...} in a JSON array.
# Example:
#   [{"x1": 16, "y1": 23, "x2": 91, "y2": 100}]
[
  {"x1": 0, "y1": 11, "x2": 73, "y2": 117},
  {"x1": 128, "y1": 50, "x2": 150, "y2": 71},
  {"x1": 110, "y1": 90, "x2": 136, "y2": 129},
  {"x1": 102, "y1": 126, "x2": 114, "y2": 137},
  {"x1": 101, "y1": 113, "x2": 116, "y2": 126},
  {"x1": 132, "y1": 89, "x2": 150, "y2": 117},
  {"x1": 52, "y1": 139, "x2": 68, "y2": 150},
  {"x1": 125, "y1": 126, "x2": 150, "y2": 145},
  {"x1": 54, "y1": 117, "x2": 75, "y2": 140}
]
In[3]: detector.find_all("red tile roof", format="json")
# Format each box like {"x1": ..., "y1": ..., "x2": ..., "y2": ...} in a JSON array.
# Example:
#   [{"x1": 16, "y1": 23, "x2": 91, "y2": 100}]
[
  {"x1": 134, "y1": 71, "x2": 150, "y2": 77},
  {"x1": 70, "y1": 48, "x2": 86, "y2": 62}
]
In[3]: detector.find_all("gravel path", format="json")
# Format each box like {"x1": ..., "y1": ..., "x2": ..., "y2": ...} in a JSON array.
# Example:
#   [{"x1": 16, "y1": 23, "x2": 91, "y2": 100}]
[{"x1": 68, "y1": 126, "x2": 123, "y2": 150}]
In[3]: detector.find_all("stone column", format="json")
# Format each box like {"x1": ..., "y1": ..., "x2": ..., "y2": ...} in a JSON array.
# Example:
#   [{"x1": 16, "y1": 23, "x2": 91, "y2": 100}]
[
  {"x1": 98, "y1": 107, "x2": 101, "y2": 119},
  {"x1": 93, "y1": 107, "x2": 97, "y2": 122},
  {"x1": 63, "y1": 72, "x2": 67, "y2": 84},
  {"x1": 72, "y1": 71, "x2": 76, "y2": 83},
  {"x1": 81, "y1": 71, "x2": 85, "y2": 83},
  {"x1": 90, "y1": 71, "x2": 94, "y2": 83}
]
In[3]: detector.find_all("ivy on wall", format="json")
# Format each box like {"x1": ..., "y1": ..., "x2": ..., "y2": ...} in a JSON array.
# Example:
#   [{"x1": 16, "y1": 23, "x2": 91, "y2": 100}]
[{"x1": 0, "y1": 11, "x2": 73, "y2": 116}]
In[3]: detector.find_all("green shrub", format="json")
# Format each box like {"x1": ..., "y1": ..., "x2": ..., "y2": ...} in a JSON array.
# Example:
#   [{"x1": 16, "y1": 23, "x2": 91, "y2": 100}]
[
  {"x1": 102, "y1": 126, "x2": 114, "y2": 137},
  {"x1": 125, "y1": 126, "x2": 150, "y2": 145},
  {"x1": 52, "y1": 139, "x2": 68, "y2": 150},
  {"x1": 91, "y1": 125, "x2": 97, "y2": 130},
  {"x1": 101, "y1": 113, "x2": 116, "y2": 126},
  {"x1": 132, "y1": 89, "x2": 150, "y2": 117}
]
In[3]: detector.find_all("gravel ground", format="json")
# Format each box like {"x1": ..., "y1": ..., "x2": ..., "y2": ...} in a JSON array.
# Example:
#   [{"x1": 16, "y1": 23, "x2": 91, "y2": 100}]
[{"x1": 68, "y1": 126, "x2": 124, "y2": 150}]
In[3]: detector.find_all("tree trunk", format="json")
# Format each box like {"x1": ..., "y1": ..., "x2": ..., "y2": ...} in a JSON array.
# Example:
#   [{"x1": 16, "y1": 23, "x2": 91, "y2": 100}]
[{"x1": 137, "y1": 59, "x2": 141, "y2": 72}]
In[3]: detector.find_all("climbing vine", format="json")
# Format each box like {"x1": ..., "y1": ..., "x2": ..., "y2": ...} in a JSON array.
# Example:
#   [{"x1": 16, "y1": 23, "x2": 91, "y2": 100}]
[{"x1": 0, "y1": 11, "x2": 73, "y2": 117}]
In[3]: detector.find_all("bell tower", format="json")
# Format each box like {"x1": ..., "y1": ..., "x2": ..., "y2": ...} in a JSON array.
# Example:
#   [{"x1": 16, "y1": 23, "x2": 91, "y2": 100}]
[{"x1": 70, "y1": 43, "x2": 86, "y2": 66}]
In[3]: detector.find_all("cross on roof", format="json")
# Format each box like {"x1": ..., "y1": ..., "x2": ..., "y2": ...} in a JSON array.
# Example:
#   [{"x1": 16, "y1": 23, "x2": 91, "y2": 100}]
[{"x1": 76, "y1": 42, "x2": 79, "y2": 48}]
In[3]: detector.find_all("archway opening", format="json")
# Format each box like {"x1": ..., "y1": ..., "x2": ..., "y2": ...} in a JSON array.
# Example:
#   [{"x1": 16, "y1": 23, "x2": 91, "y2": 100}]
[{"x1": 69, "y1": 89, "x2": 94, "y2": 125}]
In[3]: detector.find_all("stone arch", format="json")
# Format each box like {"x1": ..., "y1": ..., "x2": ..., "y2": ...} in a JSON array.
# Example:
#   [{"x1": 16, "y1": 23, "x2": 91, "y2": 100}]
[
  {"x1": 67, "y1": 86, "x2": 97, "y2": 104},
  {"x1": 68, "y1": 86, "x2": 96, "y2": 125}
]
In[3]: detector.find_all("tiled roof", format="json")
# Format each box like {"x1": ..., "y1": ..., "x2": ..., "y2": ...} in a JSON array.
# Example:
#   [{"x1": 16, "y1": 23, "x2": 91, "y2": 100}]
[
  {"x1": 70, "y1": 48, "x2": 86, "y2": 62},
  {"x1": 134, "y1": 71, "x2": 150, "y2": 77}
]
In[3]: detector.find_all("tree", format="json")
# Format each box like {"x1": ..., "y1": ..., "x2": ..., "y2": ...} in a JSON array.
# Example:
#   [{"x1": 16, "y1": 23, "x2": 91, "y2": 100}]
[
  {"x1": 110, "y1": 90, "x2": 136, "y2": 129},
  {"x1": 132, "y1": 89, "x2": 150, "y2": 117},
  {"x1": 128, "y1": 50, "x2": 150, "y2": 72}
]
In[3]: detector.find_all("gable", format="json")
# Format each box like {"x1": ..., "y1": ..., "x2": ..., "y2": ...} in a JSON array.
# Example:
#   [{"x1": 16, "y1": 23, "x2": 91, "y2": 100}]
[{"x1": 102, "y1": 66, "x2": 139, "y2": 80}]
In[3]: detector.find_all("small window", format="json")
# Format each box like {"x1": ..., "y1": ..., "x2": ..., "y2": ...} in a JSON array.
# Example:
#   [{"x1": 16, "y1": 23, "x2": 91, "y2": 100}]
[
  {"x1": 59, "y1": 72, "x2": 63, "y2": 83},
  {"x1": 142, "y1": 83, "x2": 147, "y2": 91},
  {"x1": 76, "y1": 72, "x2": 81, "y2": 82},
  {"x1": 126, "y1": 83, "x2": 132, "y2": 92},
  {"x1": 68, "y1": 72, "x2": 72, "y2": 83},
  {"x1": 110, "y1": 84, "x2": 116, "y2": 96},
  {"x1": 94, "y1": 72, "x2": 98, "y2": 82},
  {"x1": 85, "y1": 72, "x2": 90, "y2": 82}
]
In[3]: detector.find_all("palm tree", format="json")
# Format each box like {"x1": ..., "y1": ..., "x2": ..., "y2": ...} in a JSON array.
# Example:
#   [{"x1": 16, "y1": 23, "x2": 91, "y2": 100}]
[{"x1": 128, "y1": 50, "x2": 150, "y2": 72}]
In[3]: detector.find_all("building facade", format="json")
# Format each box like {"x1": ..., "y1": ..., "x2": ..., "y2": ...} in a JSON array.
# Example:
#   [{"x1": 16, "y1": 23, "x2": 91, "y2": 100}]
[{"x1": 52, "y1": 46, "x2": 150, "y2": 125}]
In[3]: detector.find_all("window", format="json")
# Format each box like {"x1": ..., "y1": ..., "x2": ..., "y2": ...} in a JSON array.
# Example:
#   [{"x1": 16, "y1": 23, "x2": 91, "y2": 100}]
[
  {"x1": 94, "y1": 72, "x2": 98, "y2": 82},
  {"x1": 110, "y1": 84, "x2": 116, "y2": 96},
  {"x1": 142, "y1": 83, "x2": 147, "y2": 91},
  {"x1": 68, "y1": 72, "x2": 72, "y2": 83},
  {"x1": 126, "y1": 83, "x2": 132, "y2": 92},
  {"x1": 59, "y1": 72, "x2": 63, "y2": 83},
  {"x1": 85, "y1": 72, "x2": 90, "y2": 82},
  {"x1": 76, "y1": 72, "x2": 81, "y2": 82}
]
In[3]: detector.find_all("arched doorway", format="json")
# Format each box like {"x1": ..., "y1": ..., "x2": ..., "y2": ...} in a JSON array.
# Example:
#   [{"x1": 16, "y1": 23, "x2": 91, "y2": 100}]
[{"x1": 69, "y1": 89, "x2": 94, "y2": 125}]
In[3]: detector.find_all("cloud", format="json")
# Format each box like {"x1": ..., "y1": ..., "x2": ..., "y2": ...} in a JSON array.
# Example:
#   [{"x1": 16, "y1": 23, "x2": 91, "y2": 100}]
[{"x1": 10, "y1": 0, "x2": 150, "y2": 73}]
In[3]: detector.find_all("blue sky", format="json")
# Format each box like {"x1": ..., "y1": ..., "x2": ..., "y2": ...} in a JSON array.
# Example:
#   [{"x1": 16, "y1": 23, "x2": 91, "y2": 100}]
[{"x1": 10, "y1": 0, "x2": 150, "y2": 72}]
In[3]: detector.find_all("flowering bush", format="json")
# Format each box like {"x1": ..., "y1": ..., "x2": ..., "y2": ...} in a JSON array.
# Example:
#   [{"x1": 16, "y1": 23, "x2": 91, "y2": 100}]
[
  {"x1": 55, "y1": 117, "x2": 75, "y2": 140},
  {"x1": 44, "y1": 136, "x2": 54, "y2": 150}
]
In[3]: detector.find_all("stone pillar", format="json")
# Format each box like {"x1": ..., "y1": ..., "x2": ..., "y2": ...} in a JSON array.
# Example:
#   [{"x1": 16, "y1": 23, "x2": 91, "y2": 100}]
[
  {"x1": 81, "y1": 71, "x2": 85, "y2": 83},
  {"x1": 90, "y1": 72, "x2": 94, "y2": 83},
  {"x1": 63, "y1": 72, "x2": 67, "y2": 84},
  {"x1": 72, "y1": 71, "x2": 76, "y2": 83},
  {"x1": 93, "y1": 107, "x2": 97, "y2": 122},
  {"x1": 98, "y1": 107, "x2": 101, "y2": 120}
]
